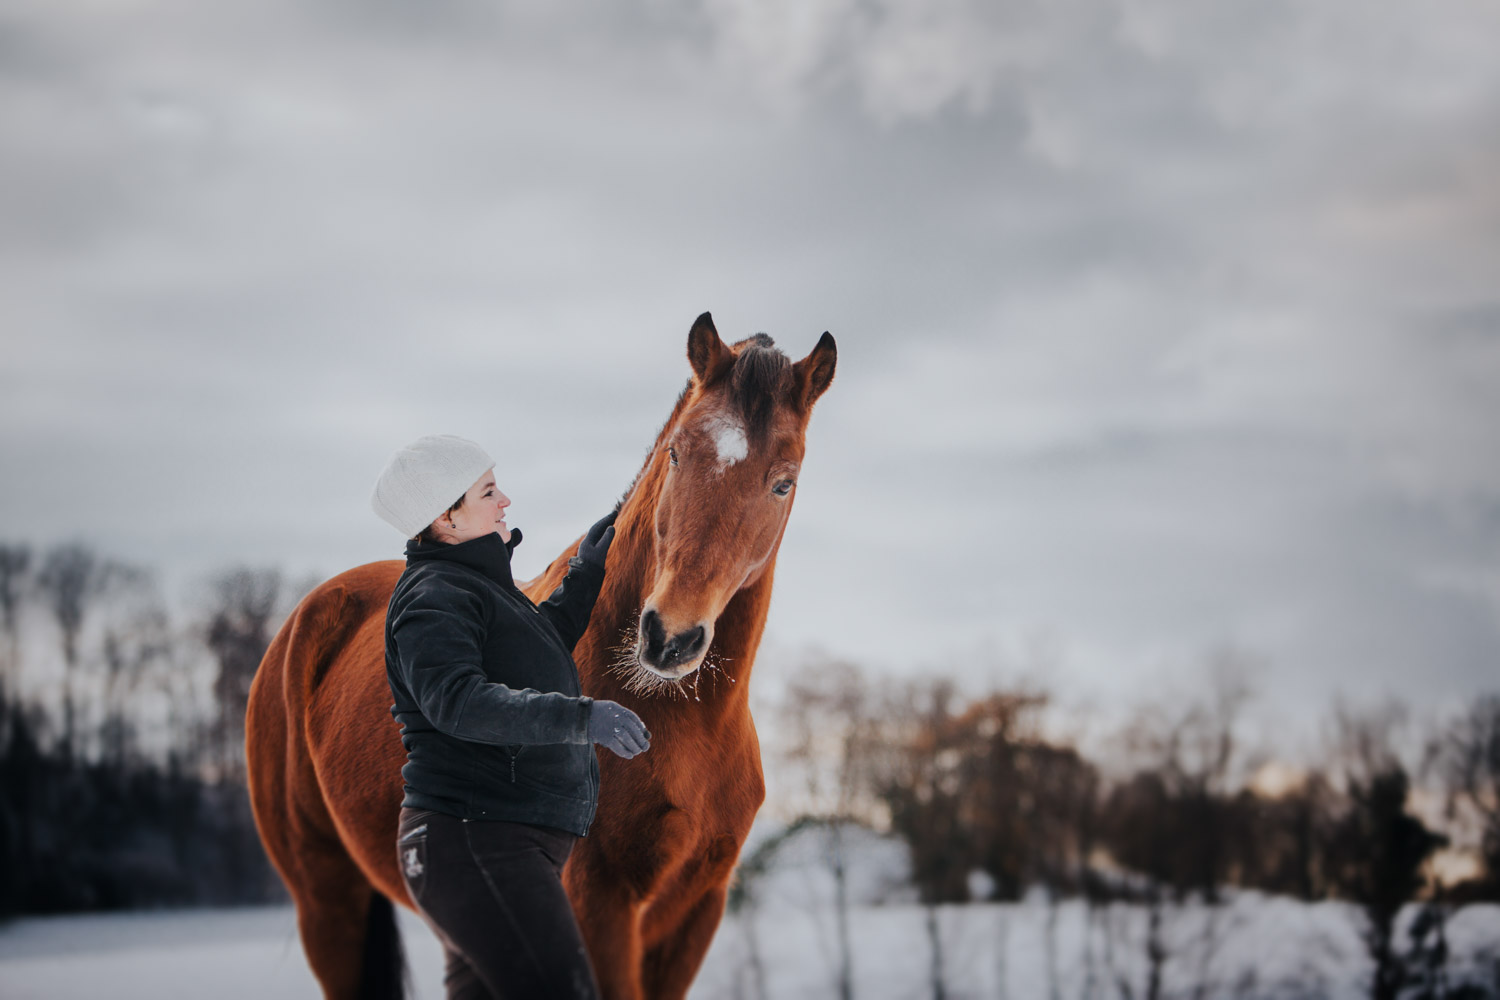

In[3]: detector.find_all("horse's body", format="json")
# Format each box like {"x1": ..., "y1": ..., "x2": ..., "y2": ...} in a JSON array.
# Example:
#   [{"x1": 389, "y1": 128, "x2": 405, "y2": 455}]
[{"x1": 246, "y1": 314, "x2": 836, "y2": 1000}]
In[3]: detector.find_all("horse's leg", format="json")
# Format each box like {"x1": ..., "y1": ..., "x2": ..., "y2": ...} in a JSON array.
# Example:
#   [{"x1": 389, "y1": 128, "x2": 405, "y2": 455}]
[
  {"x1": 640, "y1": 885, "x2": 730, "y2": 1000},
  {"x1": 576, "y1": 890, "x2": 646, "y2": 1000},
  {"x1": 566, "y1": 867, "x2": 646, "y2": 1000},
  {"x1": 635, "y1": 830, "x2": 743, "y2": 1000},
  {"x1": 287, "y1": 837, "x2": 385, "y2": 1000},
  {"x1": 246, "y1": 655, "x2": 389, "y2": 999},
  {"x1": 258, "y1": 758, "x2": 387, "y2": 998}
]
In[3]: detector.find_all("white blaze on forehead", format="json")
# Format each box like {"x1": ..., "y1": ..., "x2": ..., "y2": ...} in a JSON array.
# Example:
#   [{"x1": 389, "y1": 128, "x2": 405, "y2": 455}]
[{"x1": 704, "y1": 414, "x2": 749, "y2": 471}]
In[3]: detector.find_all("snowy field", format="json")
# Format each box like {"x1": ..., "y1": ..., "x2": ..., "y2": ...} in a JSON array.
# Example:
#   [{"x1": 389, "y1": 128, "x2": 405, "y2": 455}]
[{"x1": 1, "y1": 897, "x2": 1496, "y2": 999}]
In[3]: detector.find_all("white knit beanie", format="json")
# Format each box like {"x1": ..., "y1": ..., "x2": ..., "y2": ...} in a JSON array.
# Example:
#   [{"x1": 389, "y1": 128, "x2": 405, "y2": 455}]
[{"x1": 371, "y1": 435, "x2": 496, "y2": 538}]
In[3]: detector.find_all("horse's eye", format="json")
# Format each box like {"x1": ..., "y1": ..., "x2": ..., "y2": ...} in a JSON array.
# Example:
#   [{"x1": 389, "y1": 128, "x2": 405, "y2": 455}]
[
  {"x1": 772, "y1": 480, "x2": 793, "y2": 497},
  {"x1": 668, "y1": 447, "x2": 679, "y2": 467}
]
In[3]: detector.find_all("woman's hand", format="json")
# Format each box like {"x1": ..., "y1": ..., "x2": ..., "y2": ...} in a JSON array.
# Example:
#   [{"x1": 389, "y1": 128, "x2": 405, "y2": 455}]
[
  {"x1": 576, "y1": 510, "x2": 617, "y2": 570},
  {"x1": 586, "y1": 699, "x2": 650, "y2": 759}
]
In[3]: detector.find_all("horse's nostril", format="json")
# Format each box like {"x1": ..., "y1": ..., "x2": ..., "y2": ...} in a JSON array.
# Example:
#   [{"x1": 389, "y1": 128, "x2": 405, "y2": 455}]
[
  {"x1": 641, "y1": 609, "x2": 667, "y2": 656},
  {"x1": 661, "y1": 626, "x2": 706, "y2": 667}
]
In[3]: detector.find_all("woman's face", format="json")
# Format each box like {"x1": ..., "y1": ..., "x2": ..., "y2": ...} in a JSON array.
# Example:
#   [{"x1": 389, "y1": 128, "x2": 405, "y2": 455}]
[{"x1": 435, "y1": 468, "x2": 511, "y2": 544}]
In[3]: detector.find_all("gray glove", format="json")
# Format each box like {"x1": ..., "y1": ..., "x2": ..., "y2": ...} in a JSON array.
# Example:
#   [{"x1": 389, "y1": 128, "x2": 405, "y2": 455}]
[{"x1": 587, "y1": 699, "x2": 650, "y2": 759}]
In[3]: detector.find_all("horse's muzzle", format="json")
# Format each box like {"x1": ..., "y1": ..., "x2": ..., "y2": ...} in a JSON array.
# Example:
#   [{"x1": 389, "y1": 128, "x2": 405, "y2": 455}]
[{"x1": 637, "y1": 607, "x2": 707, "y2": 677}]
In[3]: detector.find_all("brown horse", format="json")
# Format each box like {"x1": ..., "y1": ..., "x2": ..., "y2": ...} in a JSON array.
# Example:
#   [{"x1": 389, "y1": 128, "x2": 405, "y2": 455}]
[{"x1": 246, "y1": 312, "x2": 837, "y2": 1000}]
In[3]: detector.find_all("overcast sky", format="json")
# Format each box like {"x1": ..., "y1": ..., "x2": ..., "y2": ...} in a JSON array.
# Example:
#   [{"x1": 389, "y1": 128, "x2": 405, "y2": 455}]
[{"x1": 2, "y1": 0, "x2": 1497, "y2": 737}]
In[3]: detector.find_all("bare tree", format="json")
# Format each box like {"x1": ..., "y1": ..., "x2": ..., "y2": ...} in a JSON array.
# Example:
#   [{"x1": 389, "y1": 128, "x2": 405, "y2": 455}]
[
  {"x1": 1116, "y1": 655, "x2": 1252, "y2": 901},
  {"x1": 0, "y1": 544, "x2": 31, "y2": 756},
  {"x1": 1432, "y1": 695, "x2": 1500, "y2": 897},
  {"x1": 777, "y1": 656, "x2": 876, "y2": 1000},
  {"x1": 863, "y1": 676, "x2": 963, "y2": 1000},
  {"x1": 202, "y1": 567, "x2": 284, "y2": 782},
  {"x1": 724, "y1": 833, "x2": 775, "y2": 1000},
  {"x1": 0, "y1": 544, "x2": 29, "y2": 695},
  {"x1": 1324, "y1": 702, "x2": 1447, "y2": 1000},
  {"x1": 35, "y1": 543, "x2": 121, "y2": 756},
  {"x1": 98, "y1": 584, "x2": 172, "y2": 768},
  {"x1": 1100, "y1": 655, "x2": 1255, "y2": 1000}
]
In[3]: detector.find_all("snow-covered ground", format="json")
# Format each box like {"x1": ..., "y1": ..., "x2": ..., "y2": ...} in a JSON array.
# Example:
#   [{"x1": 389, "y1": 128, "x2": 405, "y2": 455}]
[
  {"x1": 702, "y1": 896, "x2": 1500, "y2": 1000},
  {"x1": 0, "y1": 905, "x2": 440, "y2": 999},
  {"x1": 1, "y1": 896, "x2": 1496, "y2": 999},
  {"x1": 1, "y1": 825, "x2": 1494, "y2": 999}
]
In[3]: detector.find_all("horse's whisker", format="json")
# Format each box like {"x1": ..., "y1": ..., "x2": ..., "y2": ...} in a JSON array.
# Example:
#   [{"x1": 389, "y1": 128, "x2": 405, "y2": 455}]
[
  {"x1": 604, "y1": 621, "x2": 688, "y2": 701},
  {"x1": 602, "y1": 619, "x2": 742, "y2": 702}
]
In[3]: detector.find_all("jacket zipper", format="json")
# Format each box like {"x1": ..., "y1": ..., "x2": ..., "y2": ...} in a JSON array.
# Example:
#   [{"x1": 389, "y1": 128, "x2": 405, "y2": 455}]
[
  {"x1": 508, "y1": 585, "x2": 542, "y2": 615},
  {"x1": 510, "y1": 587, "x2": 577, "y2": 670}
]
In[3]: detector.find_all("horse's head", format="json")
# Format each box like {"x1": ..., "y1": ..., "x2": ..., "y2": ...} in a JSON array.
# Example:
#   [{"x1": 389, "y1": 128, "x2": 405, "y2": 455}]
[{"x1": 625, "y1": 312, "x2": 835, "y2": 686}]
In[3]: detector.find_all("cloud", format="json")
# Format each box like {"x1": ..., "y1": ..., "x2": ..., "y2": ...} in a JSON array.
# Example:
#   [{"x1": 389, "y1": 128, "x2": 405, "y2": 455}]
[{"x1": 1, "y1": 0, "x2": 1497, "y2": 728}]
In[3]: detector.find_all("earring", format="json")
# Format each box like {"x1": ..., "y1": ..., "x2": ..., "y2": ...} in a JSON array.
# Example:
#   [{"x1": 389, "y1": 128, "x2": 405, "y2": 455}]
[{"x1": 449, "y1": 521, "x2": 457, "y2": 530}]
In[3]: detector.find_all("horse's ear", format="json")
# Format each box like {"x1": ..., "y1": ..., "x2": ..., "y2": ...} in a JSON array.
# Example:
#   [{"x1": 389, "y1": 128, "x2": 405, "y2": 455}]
[
  {"x1": 792, "y1": 331, "x2": 837, "y2": 410},
  {"x1": 687, "y1": 312, "x2": 731, "y2": 384}
]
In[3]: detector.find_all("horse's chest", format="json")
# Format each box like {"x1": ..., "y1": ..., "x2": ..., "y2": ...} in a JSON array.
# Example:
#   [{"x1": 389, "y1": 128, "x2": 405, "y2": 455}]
[
  {"x1": 619, "y1": 770, "x2": 755, "y2": 863},
  {"x1": 674, "y1": 754, "x2": 763, "y2": 827}
]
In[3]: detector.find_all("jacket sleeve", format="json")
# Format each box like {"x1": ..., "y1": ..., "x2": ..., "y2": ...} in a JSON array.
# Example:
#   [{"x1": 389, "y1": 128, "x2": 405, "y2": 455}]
[
  {"x1": 391, "y1": 580, "x2": 593, "y2": 746},
  {"x1": 535, "y1": 556, "x2": 606, "y2": 652}
]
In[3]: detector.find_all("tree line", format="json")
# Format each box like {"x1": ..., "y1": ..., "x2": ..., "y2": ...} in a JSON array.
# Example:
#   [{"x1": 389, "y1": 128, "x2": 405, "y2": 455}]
[
  {"x1": 746, "y1": 657, "x2": 1500, "y2": 1000},
  {"x1": 0, "y1": 541, "x2": 299, "y2": 915}
]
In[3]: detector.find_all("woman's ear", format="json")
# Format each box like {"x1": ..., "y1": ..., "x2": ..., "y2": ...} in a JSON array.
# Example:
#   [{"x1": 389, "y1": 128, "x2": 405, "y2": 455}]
[{"x1": 426, "y1": 513, "x2": 454, "y2": 542}]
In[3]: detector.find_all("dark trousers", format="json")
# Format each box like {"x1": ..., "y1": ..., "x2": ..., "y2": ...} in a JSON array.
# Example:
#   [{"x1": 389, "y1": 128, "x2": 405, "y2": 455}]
[{"x1": 398, "y1": 807, "x2": 602, "y2": 1000}]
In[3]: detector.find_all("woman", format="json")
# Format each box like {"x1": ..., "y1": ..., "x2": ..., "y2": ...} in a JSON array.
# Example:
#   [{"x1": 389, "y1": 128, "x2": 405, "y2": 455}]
[{"x1": 371, "y1": 433, "x2": 650, "y2": 1000}]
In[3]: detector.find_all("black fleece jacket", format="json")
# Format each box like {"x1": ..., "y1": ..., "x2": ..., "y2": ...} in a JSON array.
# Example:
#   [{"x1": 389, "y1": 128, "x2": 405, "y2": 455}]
[{"x1": 384, "y1": 529, "x2": 605, "y2": 835}]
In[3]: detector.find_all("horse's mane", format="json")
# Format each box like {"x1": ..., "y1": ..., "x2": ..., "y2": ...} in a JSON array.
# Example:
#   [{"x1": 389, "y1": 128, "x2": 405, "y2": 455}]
[{"x1": 614, "y1": 334, "x2": 791, "y2": 511}]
